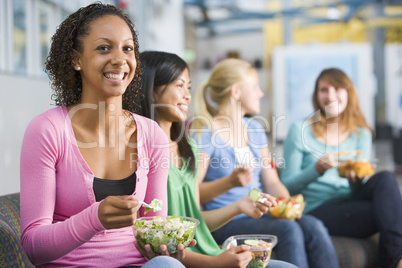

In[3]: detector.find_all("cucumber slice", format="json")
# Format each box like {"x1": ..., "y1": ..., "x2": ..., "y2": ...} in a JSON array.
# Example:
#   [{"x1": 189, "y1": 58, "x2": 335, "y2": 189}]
[
  {"x1": 248, "y1": 188, "x2": 261, "y2": 202},
  {"x1": 244, "y1": 239, "x2": 260, "y2": 246}
]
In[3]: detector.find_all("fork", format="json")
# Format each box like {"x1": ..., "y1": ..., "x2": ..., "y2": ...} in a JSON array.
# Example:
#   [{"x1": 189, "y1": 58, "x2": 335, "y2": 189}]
[{"x1": 139, "y1": 201, "x2": 153, "y2": 209}]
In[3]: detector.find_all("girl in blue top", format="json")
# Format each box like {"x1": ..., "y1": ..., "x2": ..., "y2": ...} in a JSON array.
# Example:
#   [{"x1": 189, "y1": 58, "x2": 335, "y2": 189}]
[
  {"x1": 282, "y1": 68, "x2": 402, "y2": 268},
  {"x1": 191, "y1": 58, "x2": 339, "y2": 268}
]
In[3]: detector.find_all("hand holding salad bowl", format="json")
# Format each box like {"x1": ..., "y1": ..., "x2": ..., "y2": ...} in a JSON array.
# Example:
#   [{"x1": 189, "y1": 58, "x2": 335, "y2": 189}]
[{"x1": 133, "y1": 199, "x2": 198, "y2": 258}]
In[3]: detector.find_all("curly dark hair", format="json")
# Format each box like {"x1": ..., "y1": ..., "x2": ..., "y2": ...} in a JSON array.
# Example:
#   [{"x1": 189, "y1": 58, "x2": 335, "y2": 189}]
[{"x1": 45, "y1": 2, "x2": 143, "y2": 112}]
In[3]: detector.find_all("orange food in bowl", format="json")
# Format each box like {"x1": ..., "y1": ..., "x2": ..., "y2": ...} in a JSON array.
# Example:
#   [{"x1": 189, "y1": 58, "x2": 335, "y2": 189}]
[{"x1": 337, "y1": 160, "x2": 374, "y2": 177}]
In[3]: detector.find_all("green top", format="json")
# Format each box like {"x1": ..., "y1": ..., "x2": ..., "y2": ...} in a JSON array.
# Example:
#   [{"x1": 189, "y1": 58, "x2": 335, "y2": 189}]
[
  {"x1": 167, "y1": 138, "x2": 224, "y2": 256},
  {"x1": 281, "y1": 120, "x2": 372, "y2": 213}
]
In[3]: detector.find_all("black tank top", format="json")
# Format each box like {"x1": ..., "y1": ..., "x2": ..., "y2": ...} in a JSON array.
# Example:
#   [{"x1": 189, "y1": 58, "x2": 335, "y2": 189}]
[{"x1": 93, "y1": 172, "x2": 136, "y2": 202}]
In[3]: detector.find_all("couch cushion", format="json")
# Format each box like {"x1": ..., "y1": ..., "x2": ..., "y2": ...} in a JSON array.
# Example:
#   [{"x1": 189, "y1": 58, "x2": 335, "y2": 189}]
[
  {"x1": 0, "y1": 193, "x2": 34, "y2": 268},
  {"x1": 0, "y1": 193, "x2": 21, "y2": 235},
  {"x1": 331, "y1": 235, "x2": 379, "y2": 268}
]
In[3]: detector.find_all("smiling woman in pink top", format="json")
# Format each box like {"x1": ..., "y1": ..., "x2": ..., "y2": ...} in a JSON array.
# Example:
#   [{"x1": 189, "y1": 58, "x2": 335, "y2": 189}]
[{"x1": 19, "y1": 3, "x2": 189, "y2": 267}]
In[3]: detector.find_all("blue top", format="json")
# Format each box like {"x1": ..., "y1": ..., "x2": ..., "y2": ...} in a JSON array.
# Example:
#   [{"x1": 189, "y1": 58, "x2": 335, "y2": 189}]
[
  {"x1": 281, "y1": 120, "x2": 372, "y2": 213},
  {"x1": 194, "y1": 117, "x2": 269, "y2": 219}
]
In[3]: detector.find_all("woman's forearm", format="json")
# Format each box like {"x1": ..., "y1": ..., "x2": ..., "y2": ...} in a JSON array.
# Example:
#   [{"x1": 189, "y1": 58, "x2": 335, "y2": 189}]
[
  {"x1": 180, "y1": 250, "x2": 219, "y2": 268},
  {"x1": 199, "y1": 175, "x2": 233, "y2": 204},
  {"x1": 201, "y1": 202, "x2": 241, "y2": 232}
]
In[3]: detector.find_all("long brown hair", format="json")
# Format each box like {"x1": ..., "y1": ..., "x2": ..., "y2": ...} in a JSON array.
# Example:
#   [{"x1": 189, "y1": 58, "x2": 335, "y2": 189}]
[{"x1": 311, "y1": 68, "x2": 373, "y2": 137}]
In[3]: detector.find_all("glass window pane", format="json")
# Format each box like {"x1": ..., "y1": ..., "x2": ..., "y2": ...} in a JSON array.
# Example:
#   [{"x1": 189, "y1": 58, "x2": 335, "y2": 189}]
[
  {"x1": 40, "y1": 1, "x2": 51, "y2": 76},
  {"x1": 13, "y1": 0, "x2": 27, "y2": 75}
]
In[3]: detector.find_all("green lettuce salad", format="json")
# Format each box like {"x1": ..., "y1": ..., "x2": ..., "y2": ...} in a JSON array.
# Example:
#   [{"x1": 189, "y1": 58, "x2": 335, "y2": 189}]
[{"x1": 134, "y1": 216, "x2": 198, "y2": 254}]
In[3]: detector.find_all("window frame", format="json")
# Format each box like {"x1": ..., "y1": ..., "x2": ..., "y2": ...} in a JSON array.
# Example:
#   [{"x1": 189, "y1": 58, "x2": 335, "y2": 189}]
[{"x1": 0, "y1": 0, "x2": 71, "y2": 77}]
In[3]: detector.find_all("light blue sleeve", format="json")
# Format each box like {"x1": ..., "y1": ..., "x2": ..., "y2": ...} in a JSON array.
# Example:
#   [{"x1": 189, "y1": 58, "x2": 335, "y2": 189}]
[
  {"x1": 357, "y1": 128, "x2": 373, "y2": 161},
  {"x1": 281, "y1": 122, "x2": 321, "y2": 195},
  {"x1": 191, "y1": 127, "x2": 215, "y2": 158}
]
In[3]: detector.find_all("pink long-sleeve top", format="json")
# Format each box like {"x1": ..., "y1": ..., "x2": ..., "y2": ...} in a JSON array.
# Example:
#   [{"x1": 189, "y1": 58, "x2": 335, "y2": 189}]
[{"x1": 20, "y1": 106, "x2": 169, "y2": 267}]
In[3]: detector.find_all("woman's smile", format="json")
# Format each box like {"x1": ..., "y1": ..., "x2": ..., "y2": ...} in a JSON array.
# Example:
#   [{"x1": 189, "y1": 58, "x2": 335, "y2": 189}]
[
  {"x1": 103, "y1": 71, "x2": 128, "y2": 85},
  {"x1": 177, "y1": 103, "x2": 189, "y2": 114}
]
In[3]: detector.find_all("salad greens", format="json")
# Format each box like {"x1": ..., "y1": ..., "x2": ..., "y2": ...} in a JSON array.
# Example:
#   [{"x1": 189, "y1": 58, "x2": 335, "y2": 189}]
[
  {"x1": 134, "y1": 215, "x2": 197, "y2": 254},
  {"x1": 144, "y1": 199, "x2": 163, "y2": 215},
  {"x1": 248, "y1": 258, "x2": 267, "y2": 268},
  {"x1": 247, "y1": 240, "x2": 273, "y2": 268}
]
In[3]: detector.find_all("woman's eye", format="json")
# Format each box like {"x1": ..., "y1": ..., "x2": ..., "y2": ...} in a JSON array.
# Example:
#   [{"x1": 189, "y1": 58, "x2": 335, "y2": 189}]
[
  {"x1": 124, "y1": 46, "x2": 134, "y2": 52},
  {"x1": 97, "y1": 46, "x2": 109, "y2": 52}
]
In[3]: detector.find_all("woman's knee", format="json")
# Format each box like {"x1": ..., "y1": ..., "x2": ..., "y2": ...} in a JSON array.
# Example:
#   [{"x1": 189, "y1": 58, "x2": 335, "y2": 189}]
[
  {"x1": 371, "y1": 170, "x2": 398, "y2": 189},
  {"x1": 298, "y1": 215, "x2": 329, "y2": 236},
  {"x1": 277, "y1": 219, "x2": 304, "y2": 237},
  {"x1": 143, "y1": 256, "x2": 185, "y2": 268},
  {"x1": 373, "y1": 170, "x2": 396, "y2": 182},
  {"x1": 271, "y1": 219, "x2": 305, "y2": 248}
]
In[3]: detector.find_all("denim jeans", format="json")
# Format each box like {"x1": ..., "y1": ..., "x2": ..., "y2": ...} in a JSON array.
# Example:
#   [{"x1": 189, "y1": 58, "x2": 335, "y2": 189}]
[
  {"x1": 309, "y1": 171, "x2": 402, "y2": 268},
  {"x1": 142, "y1": 256, "x2": 185, "y2": 268},
  {"x1": 212, "y1": 214, "x2": 339, "y2": 268},
  {"x1": 140, "y1": 256, "x2": 296, "y2": 268},
  {"x1": 269, "y1": 260, "x2": 298, "y2": 268}
]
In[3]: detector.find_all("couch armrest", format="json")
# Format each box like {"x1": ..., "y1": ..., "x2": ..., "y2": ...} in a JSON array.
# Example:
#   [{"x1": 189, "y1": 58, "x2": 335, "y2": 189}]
[{"x1": 0, "y1": 193, "x2": 34, "y2": 268}]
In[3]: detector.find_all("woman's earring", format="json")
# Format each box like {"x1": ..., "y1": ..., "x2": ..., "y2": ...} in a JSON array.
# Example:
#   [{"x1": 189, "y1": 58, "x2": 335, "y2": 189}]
[{"x1": 76, "y1": 66, "x2": 81, "y2": 71}]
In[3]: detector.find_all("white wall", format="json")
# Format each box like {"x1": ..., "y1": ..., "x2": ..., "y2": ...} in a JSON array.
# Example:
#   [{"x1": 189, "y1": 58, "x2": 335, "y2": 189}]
[
  {"x1": 385, "y1": 44, "x2": 402, "y2": 132},
  {"x1": 0, "y1": 74, "x2": 53, "y2": 195},
  {"x1": 132, "y1": 0, "x2": 185, "y2": 57},
  {"x1": 190, "y1": 33, "x2": 269, "y2": 118},
  {"x1": 195, "y1": 33, "x2": 265, "y2": 68}
]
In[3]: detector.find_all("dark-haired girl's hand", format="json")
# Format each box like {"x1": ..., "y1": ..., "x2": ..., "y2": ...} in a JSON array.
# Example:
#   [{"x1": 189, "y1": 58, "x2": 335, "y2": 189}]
[{"x1": 215, "y1": 245, "x2": 252, "y2": 268}]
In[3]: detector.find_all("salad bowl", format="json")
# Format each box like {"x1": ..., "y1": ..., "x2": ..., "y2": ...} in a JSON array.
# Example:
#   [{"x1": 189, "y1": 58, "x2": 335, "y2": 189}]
[
  {"x1": 222, "y1": 234, "x2": 277, "y2": 268},
  {"x1": 133, "y1": 215, "x2": 199, "y2": 254},
  {"x1": 268, "y1": 194, "x2": 305, "y2": 220}
]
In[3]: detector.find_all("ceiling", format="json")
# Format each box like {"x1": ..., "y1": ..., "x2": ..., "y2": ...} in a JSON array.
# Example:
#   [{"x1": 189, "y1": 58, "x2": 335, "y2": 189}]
[{"x1": 183, "y1": 0, "x2": 402, "y2": 38}]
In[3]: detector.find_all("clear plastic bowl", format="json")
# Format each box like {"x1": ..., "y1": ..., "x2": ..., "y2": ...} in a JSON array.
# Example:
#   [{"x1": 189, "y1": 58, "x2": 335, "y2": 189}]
[
  {"x1": 222, "y1": 234, "x2": 278, "y2": 268},
  {"x1": 133, "y1": 216, "x2": 199, "y2": 254}
]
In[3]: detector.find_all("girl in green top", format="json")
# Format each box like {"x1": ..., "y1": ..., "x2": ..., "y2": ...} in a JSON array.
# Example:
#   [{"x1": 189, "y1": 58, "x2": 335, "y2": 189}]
[{"x1": 136, "y1": 51, "x2": 295, "y2": 268}]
